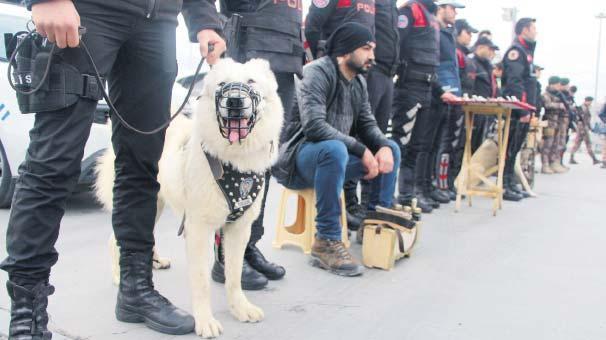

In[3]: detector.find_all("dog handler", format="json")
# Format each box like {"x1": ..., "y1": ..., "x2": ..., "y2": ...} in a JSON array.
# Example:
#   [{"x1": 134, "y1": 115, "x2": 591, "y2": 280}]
[{"x1": 2, "y1": 0, "x2": 225, "y2": 337}]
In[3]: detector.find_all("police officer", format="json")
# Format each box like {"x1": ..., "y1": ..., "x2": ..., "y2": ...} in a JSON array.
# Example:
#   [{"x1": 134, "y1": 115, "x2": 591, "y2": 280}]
[
  {"x1": 470, "y1": 36, "x2": 500, "y2": 151},
  {"x1": 304, "y1": 0, "x2": 376, "y2": 59},
  {"x1": 431, "y1": 1, "x2": 466, "y2": 202},
  {"x1": 212, "y1": 0, "x2": 304, "y2": 291},
  {"x1": 2, "y1": 0, "x2": 226, "y2": 338},
  {"x1": 392, "y1": 0, "x2": 457, "y2": 213},
  {"x1": 502, "y1": 17, "x2": 539, "y2": 201},
  {"x1": 304, "y1": 0, "x2": 376, "y2": 229}
]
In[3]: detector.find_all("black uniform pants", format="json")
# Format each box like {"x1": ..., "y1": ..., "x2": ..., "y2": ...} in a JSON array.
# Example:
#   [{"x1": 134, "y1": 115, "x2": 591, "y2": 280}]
[
  {"x1": 1, "y1": 4, "x2": 178, "y2": 286},
  {"x1": 249, "y1": 72, "x2": 295, "y2": 245},
  {"x1": 431, "y1": 100, "x2": 452, "y2": 190},
  {"x1": 505, "y1": 118, "x2": 529, "y2": 181},
  {"x1": 391, "y1": 81, "x2": 437, "y2": 199},
  {"x1": 348, "y1": 68, "x2": 395, "y2": 204}
]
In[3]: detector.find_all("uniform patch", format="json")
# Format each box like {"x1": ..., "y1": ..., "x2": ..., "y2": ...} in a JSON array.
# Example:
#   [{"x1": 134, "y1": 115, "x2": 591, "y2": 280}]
[
  {"x1": 313, "y1": 0, "x2": 330, "y2": 8},
  {"x1": 507, "y1": 49, "x2": 520, "y2": 61},
  {"x1": 397, "y1": 15, "x2": 409, "y2": 28}
]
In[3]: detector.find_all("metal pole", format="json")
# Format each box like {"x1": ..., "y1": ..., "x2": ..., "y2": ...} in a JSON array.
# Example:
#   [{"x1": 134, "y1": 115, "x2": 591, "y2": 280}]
[{"x1": 596, "y1": 13, "x2": 606, "y2": 100}]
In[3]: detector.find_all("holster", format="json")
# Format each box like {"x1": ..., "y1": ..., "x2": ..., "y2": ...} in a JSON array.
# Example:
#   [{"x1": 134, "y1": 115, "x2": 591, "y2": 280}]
[{"x1": 6, "y1": 31, "x2": 105, "y2": 114}]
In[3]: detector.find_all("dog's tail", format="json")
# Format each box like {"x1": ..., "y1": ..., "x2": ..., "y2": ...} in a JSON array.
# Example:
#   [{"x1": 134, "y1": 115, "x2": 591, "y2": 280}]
[{"x1": 94, "y1": 148, "x2": 116, "y2": 211}]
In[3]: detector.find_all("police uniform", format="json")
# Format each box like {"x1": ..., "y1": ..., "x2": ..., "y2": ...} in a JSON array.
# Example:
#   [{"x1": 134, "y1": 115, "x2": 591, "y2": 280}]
[
  {"x1": 469, "y1": 47, "x2": 499, "y2": 152},
  {"x1": 3, "y1": 0, "x2": 222, "y2": 336},
  {"x1": 501, "y1": 36, "x2": 538, "y2": 200},
  {"x1": 391, "y1": 0, "x2": 444, "y2": 212},
  {"x1": 570, "y1": 101, "x2": 598, "y2": 163},
  {"x1": 304, "y1": 0, "x2": 376, "y2": 59},
  {"x1": 541, "y1": 88, "x2": 567, "y2": 172},
  {"x1": 431, "y1": 23, "x2": 460, "y2": 200},
  {"x1": 216, "y1": 0, "x2": 304, "y2": 285}
]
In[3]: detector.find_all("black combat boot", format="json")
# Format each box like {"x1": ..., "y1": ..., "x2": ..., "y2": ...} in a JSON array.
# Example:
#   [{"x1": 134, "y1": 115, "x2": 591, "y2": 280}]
[
  {"x1": 502, "y1": 176, "x2": 522, "y2": 202},
  {"x1": 7, "y1": 281, "x2": 54, "y2": 340},
  {"x1": 244, "y1": 243, "x2": 286, "y2": 280},
  {"x1": 569, "y1": 154, "x2": 578, "y2": 164},
  {"x1": 116, "y1": 251, "x2": 195, "y2": 335},
  {"x1": 344, "y1": 180, "x2": 364, "y2": 231},
  {"x1": 429, "y1": 186, "x2": 450, "y2": 204},
  {"x1": 211, "y1": 232, "x2": 268, "y2": 290}
]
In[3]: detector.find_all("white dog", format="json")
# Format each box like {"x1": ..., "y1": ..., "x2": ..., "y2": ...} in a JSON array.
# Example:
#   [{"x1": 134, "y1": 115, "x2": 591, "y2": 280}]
[{"x1": 94, "y1": 58, "x2": 284, "y2": 338}]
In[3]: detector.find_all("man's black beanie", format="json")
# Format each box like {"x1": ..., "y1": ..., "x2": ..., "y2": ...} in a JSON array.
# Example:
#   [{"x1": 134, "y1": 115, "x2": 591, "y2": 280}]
[{"x1": 326, "y1": 22, "x2": 375, "y2": 57}]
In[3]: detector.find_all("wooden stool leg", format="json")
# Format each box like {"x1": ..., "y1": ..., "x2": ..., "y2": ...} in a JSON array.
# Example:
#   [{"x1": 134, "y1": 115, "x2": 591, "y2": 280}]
[
  {"x1": 273, "y1": 189, "x2": 291, "y2": 249},
  {"x1": 340, "y1": 194, "x2": 350, "y2": 248}
]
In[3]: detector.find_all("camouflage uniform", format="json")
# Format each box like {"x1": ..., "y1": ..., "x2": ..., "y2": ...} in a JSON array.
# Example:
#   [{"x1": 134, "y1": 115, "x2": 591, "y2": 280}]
[
  {"x1": 541, "y1": 90, "x2": 567, "y2": 165},
  {"x1": 570, "y1": 103, "x2": 597, "y2": 160}
]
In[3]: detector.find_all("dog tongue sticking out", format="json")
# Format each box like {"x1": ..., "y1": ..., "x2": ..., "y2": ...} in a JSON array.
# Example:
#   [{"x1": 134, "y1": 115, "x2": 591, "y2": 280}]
[{"x1": 227, "y1": 119, "x2": 249, "y2": 143}]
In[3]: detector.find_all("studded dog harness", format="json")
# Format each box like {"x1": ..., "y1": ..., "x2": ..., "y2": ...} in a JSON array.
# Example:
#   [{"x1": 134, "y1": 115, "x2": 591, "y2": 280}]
[{"x1": 178, "y1": 147, "x2": 265, "y2": 236}]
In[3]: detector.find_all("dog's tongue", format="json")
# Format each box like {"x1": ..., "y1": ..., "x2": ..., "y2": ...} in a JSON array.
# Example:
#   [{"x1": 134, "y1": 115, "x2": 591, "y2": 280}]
[{"x1": 228, "y1": 119, "x2": 249, "y2": 143}]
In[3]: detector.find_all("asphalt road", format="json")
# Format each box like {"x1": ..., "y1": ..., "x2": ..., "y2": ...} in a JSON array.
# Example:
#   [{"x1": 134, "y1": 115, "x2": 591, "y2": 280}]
[{"x1": 0, "y1": 153, "x2": 604, "y2": 340}]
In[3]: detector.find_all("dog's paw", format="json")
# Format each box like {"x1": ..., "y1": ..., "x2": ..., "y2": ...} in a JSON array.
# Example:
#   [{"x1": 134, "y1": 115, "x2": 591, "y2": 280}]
[
  {"x1": 152, "y1": 257, "x2": 171, "y2": 270},
  {"x1": 195, "y1": 316, "x2": 223, "y2": 338},
  {"x1": 230, "y1": 301, "x2": 264, "y2": 323}
]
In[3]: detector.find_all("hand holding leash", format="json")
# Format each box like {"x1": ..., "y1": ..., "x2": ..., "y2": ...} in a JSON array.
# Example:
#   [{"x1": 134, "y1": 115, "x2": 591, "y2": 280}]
[
  {"x1": 31, "y1": 0, "x2": 81, "y2": 48},
  {"x1": 197, "y1": 29, "x2": 226, "y2": 65}
]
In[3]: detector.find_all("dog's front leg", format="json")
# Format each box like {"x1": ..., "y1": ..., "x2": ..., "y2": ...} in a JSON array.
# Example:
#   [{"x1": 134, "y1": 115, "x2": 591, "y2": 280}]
[
  {"x1": 184, "y1": 219, "x2": 223, "y2": 338},
  {"x1": 223, "y1": 222, "x2": 264, "y2": 323}
]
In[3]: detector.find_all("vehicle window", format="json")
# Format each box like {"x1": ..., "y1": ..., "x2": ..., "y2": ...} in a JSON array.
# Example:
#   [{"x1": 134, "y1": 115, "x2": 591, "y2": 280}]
[{"x1": 0, "y1": 14, "x2": 30, "y2": 62}]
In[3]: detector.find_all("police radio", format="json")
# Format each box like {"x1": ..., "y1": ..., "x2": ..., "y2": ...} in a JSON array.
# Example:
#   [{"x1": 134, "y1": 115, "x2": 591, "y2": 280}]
[{"x1": 5, "y1": 24, "x2": 210, "y2": 135}]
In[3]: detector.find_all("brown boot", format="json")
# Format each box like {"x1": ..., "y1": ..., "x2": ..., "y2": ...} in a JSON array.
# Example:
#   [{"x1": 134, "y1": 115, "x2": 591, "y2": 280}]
[
  {"x1": 311, "y1": 237, "x2": 363, "y2": 277},
  {"x1": 541, "y1": 164, "x2": 555, "y2": 174},
  {"x1": 550, "y1": 162, "x2": 568, "y2": 174}
]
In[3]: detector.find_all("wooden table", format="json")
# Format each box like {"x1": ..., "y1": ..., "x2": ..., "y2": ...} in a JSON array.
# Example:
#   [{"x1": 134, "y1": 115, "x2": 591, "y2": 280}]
[{"x1": 447, "y1": 100, "x2": 536, "y2": 216}]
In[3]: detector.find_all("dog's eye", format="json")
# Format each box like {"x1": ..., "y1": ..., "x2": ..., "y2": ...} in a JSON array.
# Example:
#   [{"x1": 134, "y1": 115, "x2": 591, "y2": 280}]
[
  {"x1": 218, "y1": 82, "x2": 226, "y2": 87},
  {"x1": 247, "y1": 79, "x2": 256, "y2": 85}
]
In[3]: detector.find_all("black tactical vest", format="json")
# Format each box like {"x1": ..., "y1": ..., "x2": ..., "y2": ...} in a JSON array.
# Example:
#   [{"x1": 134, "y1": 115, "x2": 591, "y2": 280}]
[
  {"x1": 401, "y1": 0, "x2": 439, "y2": 68},
  {"x1": 238, "y1": 0, "x2": 304, "y2": 75},
  {"x1": 320, "y1": 0, "x2": 376, "y2": 39}
]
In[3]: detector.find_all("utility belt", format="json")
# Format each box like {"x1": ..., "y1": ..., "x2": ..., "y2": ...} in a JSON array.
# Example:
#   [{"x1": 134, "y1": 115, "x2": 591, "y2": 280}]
[
  {"x1": 5, "y1": 31, "x2": 105, "y2": 114},
  {"x1": 396, "y1": 64, "x2": 437, "y2": 88}
]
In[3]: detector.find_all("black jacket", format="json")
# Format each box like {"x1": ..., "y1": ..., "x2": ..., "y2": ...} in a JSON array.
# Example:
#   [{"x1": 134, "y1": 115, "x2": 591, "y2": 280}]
[
  {"x1": 456, "y1": 43, "x2": 475, "y2": 96},
  {"x1": 25, "y1": 0, "x2": 222, "y2": 41},
  {"x1": 471, "y1": 55, "x2": 495, "y2": 98},
  {"x1": 273, "y1": 56, "x2": 391, "y2": 185},
  {"x1": 502, "y1": 37, "x2": 538, "y2": 117},
  {"x1": 304, "y1": 0, "x2": 376, "y2": 58},
  {"x1": 373, "y1": 0, "x2": 400, "y2": 76}
]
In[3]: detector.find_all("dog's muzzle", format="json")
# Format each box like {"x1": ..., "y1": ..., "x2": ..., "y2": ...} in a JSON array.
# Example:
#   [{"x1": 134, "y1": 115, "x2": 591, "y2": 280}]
[{"x1": 215, "y1": 81, "x2": 260, "y2": 144}]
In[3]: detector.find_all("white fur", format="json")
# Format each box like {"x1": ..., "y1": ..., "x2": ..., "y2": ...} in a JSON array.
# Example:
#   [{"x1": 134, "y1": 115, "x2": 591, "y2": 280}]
[{"x1": 94, "y1": 58, "x2": 283, "y2": 338}]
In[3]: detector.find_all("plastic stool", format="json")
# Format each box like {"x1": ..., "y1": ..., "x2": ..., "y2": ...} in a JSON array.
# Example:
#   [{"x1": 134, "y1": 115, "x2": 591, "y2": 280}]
[{"x1": 273, "y1": 188, "x2": 349, "y2": 254}]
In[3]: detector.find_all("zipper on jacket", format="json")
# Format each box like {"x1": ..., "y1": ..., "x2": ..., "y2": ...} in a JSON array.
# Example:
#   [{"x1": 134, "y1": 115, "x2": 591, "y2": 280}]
[{"x1": 146, "y1": 0, "x2": 157, "y2": 18}]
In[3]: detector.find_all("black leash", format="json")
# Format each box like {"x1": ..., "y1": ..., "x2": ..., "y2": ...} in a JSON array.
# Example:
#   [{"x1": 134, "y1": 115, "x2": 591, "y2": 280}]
[{"x1": 7, "y1": 25, "x2": 209, "y2": 135}]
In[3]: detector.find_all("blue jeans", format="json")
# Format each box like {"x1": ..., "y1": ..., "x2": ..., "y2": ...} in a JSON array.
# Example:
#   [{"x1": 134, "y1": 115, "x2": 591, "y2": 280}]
[{"x1": 287, "y1": 140, "x2": 401, "y2": 241}]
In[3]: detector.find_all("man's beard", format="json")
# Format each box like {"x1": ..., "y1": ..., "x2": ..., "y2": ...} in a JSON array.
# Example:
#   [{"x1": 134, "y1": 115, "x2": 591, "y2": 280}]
[{"x1": 347, "y1": 59, "x2": 373, "y2": 75}]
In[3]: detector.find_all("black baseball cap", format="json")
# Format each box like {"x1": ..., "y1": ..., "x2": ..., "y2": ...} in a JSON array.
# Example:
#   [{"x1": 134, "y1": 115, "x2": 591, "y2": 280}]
[
  {"x1": 585, "y1": 96, "x2": 594, "y2": 102},
  {"x1": 455, "y1": 19, "x2": 478, "y2": 35},
  {"x1": 515, "y1": 18, "x2": 536, "y2": 35},
  {"x1": 474, "y1": 36, "x2": 499, "y2": 50}
]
